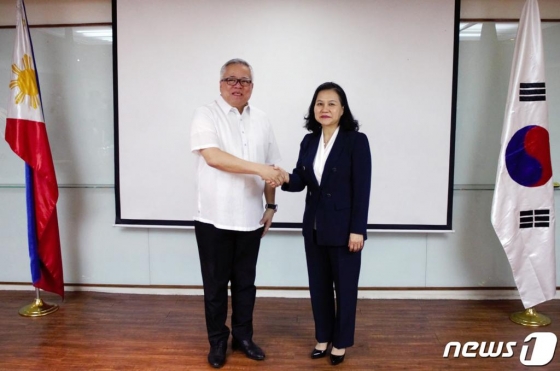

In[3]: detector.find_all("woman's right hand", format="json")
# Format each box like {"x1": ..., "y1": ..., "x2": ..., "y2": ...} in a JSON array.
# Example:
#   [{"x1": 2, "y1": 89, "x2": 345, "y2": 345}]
[
  {"x1": 262, "y1": 165, "x2": 289, "y2": 187},
  {"x1": 273, "y1": 165, "x2": 290, "y2": 184},
  {"x1": 260, "y1": 165, "x2": 285, "y2": 187}
]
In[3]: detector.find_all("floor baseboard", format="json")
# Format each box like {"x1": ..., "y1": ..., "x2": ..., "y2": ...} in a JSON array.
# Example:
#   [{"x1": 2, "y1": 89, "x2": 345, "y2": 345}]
[{"x1": 2, "y1": 283, "x2": 558, "y2": 300}]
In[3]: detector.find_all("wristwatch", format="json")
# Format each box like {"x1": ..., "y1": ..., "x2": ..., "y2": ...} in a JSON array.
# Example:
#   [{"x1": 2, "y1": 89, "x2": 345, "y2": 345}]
[{"x1": 265, "y1": 203, "x2": 278, "y2": 212}]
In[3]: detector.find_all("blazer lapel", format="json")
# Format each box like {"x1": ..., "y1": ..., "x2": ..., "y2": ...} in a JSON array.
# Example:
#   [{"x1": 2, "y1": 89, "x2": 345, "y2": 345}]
[
  {"x1": 304, "y1": 134, "x2": 320, "y2": 188},
  {"x1": 320, "y1": 130, "x2": 347, "y2": 187}
]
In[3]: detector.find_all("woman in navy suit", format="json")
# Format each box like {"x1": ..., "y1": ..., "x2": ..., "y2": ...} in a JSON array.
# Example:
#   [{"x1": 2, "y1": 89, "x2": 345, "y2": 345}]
[{"x1": 280, "y1": 82, "x2": 371, "y2": 365}]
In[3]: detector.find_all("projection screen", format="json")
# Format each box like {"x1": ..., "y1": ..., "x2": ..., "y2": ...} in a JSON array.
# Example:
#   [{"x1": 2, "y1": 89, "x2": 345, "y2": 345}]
[{"x1": 114, "y1": 0, "x2": 460, "y2": 230}]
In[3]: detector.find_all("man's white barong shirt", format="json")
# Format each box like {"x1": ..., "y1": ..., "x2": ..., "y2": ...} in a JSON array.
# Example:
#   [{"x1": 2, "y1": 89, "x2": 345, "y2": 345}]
[{"x1": 190, "y1": 95, "x2": 281, "y2": 231}]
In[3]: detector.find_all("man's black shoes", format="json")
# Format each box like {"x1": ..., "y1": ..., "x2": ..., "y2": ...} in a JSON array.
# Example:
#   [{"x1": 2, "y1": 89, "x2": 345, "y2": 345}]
[
  {"x1": 208, "y1": 340, "x2": 227, "y2": 368},
  {"x1": 232, "y1": 338, "x2": 265, "y2": 361}
]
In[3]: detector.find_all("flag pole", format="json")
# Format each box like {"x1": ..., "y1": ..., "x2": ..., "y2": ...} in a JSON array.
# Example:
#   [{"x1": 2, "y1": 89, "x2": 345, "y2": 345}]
[
  {"x1": 510, "y1": 307, "x2": 551, "y2": 327},
  {"x1": 18, "y1": 287, "x2": 59, "y2": 317}
]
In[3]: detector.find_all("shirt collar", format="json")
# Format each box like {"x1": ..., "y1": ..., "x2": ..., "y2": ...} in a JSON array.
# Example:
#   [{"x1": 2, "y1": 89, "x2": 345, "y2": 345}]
[
  {"x1": 320, "y1": 126, "x2": 340, "y2": 147},
  {"x1": 217, "y1": 95, "x2": 250, "y2": 115}
]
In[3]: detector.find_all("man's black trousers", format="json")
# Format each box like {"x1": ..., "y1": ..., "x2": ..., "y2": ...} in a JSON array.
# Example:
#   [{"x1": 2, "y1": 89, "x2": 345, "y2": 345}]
[{"x1": 194, "y1": 221, "x2": 263, "y2": 344}]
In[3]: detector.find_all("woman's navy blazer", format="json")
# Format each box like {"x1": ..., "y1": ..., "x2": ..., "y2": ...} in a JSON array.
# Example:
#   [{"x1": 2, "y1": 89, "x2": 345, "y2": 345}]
[{"x1": 282, "y1": 129, "x2": 372, "y2": 246}]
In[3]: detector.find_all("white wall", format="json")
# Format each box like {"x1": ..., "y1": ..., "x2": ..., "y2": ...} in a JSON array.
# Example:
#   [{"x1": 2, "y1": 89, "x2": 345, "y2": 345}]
[
  {"x1": 1, "y1": 187, "x2": 559, "y2": 294},
  {"x1": 0, "y1": 0, "x2": 110, "y2": 25},
  {"x1": 0, "y1": 0, "x2": 559, "y2": 299}
]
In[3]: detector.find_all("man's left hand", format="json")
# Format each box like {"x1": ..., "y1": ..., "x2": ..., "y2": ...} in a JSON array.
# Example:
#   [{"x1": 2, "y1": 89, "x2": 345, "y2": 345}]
[{"x1": 260, "y1": 209, "x2": 275, "y2": 237}]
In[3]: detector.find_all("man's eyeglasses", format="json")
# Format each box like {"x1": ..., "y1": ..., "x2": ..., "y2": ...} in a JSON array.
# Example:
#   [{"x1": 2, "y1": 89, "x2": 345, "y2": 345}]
[{"x1": 221, "y1": 77, "x2": 252, "y2": 87}]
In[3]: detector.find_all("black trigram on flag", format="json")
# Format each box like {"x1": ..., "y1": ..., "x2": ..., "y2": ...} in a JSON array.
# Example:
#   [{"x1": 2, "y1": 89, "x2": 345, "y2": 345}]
[
  {"x1": 520, "y1": 209, "x2": 550, "y2": 228},
  {"x1": 519, "y1": 82, "x2": 546, "y2": 101}
]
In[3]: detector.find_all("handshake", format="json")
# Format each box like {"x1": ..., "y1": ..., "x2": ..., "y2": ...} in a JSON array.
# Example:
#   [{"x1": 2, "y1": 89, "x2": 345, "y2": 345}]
[{"x1": 261, "y1": 165, "x2": 290, "y2": 188}]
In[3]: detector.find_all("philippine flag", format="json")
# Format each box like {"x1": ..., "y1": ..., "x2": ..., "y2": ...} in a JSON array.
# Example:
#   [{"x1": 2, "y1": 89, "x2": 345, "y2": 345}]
[
  {"x1": 491, "y1": 0, "x2": 555, "y2": 309},
  {"x1": 5, "y1": 0, "x2": 64, "y2": 298}
]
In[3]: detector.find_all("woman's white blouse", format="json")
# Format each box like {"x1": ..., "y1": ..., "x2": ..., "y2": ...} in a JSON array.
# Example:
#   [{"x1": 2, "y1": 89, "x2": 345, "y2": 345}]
[{"x1": 313, "y1": 126, "x2": 340, "y2": 185}]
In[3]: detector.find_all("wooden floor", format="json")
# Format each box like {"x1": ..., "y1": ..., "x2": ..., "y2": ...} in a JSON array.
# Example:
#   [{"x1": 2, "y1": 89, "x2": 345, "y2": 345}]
[{"x1": 0, "y1": 291, "x2": 559, "y2": 370}]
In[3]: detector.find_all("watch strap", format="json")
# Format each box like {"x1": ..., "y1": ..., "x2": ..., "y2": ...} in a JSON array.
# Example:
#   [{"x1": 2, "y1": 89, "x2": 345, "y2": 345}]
[{"x1": 265, "y1": 203, "x2": 278, "y2": 212}]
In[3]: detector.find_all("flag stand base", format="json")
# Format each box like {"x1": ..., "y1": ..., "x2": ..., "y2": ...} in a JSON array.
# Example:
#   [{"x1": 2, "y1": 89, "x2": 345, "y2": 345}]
[
  {"x1": 18, "y1": 298, "x2": 59, "y2": 317},
  {"x1": 510, "y1": 307, "x2": 551, "y2": 327}
]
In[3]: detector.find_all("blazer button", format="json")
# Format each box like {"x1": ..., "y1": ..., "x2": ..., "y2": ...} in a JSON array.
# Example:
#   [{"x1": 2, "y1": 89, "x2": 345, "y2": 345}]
[
  {"x1": 309, "y1": 191, "x2": 312, "y2": 196},
  {"x1": 332, "y1": 167, "x2": 337, "y2": 172},
  {"x1": 326, "y1": 193, "x2": 331, "y2": 197}
]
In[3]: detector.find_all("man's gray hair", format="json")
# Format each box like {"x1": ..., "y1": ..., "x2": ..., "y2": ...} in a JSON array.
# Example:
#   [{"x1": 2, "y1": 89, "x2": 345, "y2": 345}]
[{"x1": 220, "y1": 58, "x2": 253, "y2": 80}]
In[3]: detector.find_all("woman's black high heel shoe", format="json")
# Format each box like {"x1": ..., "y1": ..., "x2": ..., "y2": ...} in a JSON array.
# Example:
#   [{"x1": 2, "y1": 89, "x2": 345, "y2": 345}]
[
  {"x1": 310, "y1": 343, "x2": 330, "y2": 359},
  {"x1": 330, "y1": 351, "x2": 345, "y2": 365}
]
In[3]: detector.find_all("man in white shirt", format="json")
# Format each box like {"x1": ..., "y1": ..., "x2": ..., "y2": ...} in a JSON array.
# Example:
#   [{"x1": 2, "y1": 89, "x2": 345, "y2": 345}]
[{"x1": 190, "y1": 58, "x2": 283, "y2": 369}]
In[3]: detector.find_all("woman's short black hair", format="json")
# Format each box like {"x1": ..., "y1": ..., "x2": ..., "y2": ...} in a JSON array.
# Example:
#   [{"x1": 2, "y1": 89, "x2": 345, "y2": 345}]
[{"x1": 304, "y1": 82, "x2": 359, "y2": 134}]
